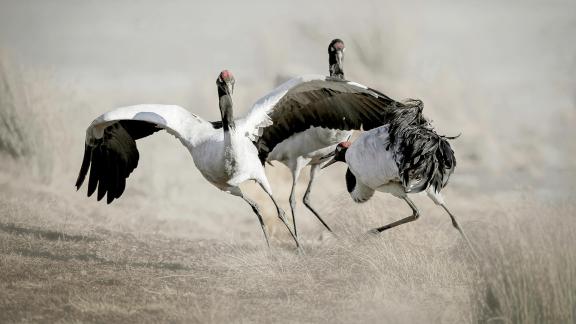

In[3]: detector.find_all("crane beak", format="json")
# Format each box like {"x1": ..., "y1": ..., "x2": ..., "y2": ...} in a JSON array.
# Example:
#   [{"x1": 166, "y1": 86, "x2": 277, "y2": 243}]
[
  {"x1": 321, "y1": 158, "x2": 338, "y2": 169},
  {"x1": 320, "y1": 151, "x2": 337, "y2": 169}
]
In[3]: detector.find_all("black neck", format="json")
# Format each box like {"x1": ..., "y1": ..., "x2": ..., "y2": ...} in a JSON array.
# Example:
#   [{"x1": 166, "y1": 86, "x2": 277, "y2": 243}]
[
  {"x1": 345, "y1": 168, "x2": 356, "y2": 193},
  {"x1": 335, "y1": 147, "x2": 348, "y2": 162},
  {"x1": 328, "y1": 53, "x2": 339, "y2": 66},
  {"x1": 330, "y1": 64, "x2": 344, "y2": 79},
  {"x1": 218, "y1": 92, "x2": 234, "y2": 131},
  {"x1": 329, "y1": 54, "x2": 344, "y2": 79}
]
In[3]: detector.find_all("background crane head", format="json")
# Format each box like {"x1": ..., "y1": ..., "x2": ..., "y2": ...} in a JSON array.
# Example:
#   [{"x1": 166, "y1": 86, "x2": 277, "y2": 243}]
[{"x1": 328, "y1": 39, "x2": 345, "y2": 78}]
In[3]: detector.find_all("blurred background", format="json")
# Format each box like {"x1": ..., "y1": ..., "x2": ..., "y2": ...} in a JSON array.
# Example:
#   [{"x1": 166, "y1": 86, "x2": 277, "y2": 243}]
[{"x1": 0, "y1": 1, "x2": 575, "y2": 322}]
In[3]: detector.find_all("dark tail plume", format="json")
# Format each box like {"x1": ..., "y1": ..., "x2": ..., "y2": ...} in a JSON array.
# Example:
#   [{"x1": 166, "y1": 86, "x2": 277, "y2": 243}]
[{"x1": 387, "y1": 99, "x2": 458, "y2": 193}]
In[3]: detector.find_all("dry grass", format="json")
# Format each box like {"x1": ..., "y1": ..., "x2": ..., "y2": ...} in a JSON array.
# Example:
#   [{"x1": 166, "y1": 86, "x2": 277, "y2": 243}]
[
  {"x1": 0, "y1": 180, "x2": 463, "y2": 323},
  {"x1": 0, "y1": 53, "x2": 77, "y2": 183},
  {"x1": 0, "y1": 54, "x2": 32, "y2": 159},
  {"x1": 472, "y1": 200, "x2": 576, "y2": 324},
  {"x1": 1, "y1": 168, "x2": 575, "y2": 323}
]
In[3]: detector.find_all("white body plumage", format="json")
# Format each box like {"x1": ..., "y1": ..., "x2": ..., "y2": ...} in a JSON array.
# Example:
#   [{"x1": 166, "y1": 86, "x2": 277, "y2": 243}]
[
  {"x1": 345, "y1": 126, "x2": 404, "y2": 201},
  {"x1": 86, "y1": 104, "x2": 266, "y2": 193},
  {"x1": 77, "y1": 71, "x2": 399, "y2": 247},
  {"x1": 344, "y1": 125, "x2": 444, "y2": 204},
  {"x1": 269, "y1": 127, "x2": 351, "y2": 165},
  {"x1": 323, "y1": 123, "x2": 478, "y2": 258}
]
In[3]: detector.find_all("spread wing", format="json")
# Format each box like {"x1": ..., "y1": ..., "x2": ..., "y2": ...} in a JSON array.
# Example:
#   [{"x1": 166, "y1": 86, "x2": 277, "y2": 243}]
[
  {"x1": 75, "y1": 104, "x2": 214, "y2": 204},
  {"x1": 239, "y1": 75, "x2": 409, "y2": 163}
]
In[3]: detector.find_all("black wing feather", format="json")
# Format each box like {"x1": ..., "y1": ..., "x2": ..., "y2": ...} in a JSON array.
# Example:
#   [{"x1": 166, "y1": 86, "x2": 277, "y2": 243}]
[
  {"x1": 210, "y1": 120, "x2": 223, "y2": 129},
  {"x1": 97, "y1": 148, "x2": 108, "y2": 201},
  {"x1": 87, "y1": 147, "x2": 100, "y2": 197},
  {"x1": 256, "y1": 79, "x2": 405, "y2": 163},
  {"x1": 76, "y1": 120, "x2": 162, "y2": 204},
  {"x1": 75, "y1": 144, "x2": 92, "y2": 189},
  {"x1": 105, "y1": 150, "x2": 117, "y2": 204}
]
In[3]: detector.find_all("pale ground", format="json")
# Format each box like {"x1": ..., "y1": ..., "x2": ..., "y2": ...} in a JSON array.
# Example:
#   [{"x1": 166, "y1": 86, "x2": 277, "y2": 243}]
[
  {"x1": 1, "y1": 159, "x2": 575, "y2": 323},
  {"x1": 1, "y1": 0, "x2": 575, "y2": 323}
]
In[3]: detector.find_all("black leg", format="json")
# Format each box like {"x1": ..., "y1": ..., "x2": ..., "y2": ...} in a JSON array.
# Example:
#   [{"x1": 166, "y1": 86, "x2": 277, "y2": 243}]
[
  {"x1": 368, "y1": 196, "x2": 419, "y2": 234},
  {"x1": 289, "y1": 168, "x2": 301, "y2": 238},
  {"x1": 240, "y1": 195, "x2": 270, "y2": 247},
  {"x1": 258, "y1": 183, "x2": 300, "y2": 248},
  {"x1": 440, "y1": 203, "x2": 479, "y2": 260},
  {"x1": 303, "y1": 164, "x2": 333, "y2": 232}
]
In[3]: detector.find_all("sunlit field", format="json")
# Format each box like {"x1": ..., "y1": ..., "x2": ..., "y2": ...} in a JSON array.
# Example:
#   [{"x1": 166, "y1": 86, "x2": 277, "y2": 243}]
[{"x1": 1, "y1": 0, "x2": 575, "y2": 322}]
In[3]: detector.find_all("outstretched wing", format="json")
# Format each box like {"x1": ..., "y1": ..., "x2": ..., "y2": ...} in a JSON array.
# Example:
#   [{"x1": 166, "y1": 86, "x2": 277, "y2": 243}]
[
  {"x1": 238, "y1": 75, "x2": 409, "y2": 163},
  {"x1": 75, "y1": 104, "x2": 213, "y2": 204}
]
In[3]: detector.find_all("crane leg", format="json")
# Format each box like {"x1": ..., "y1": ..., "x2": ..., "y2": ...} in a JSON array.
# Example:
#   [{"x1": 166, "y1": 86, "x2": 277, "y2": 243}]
[
  {"x1": 303, "y1": 164, "x2": 333, "y2": 232},
  {"x1": 439, "y1": 203, "x2": 479, "y2": 260},
  {"x1": 258, "y1": 182, "x2": 300, "y2": 248},
  {"x1": 228, "y1": 187, "x2": 270, "y2": 247},
  {"x1": 241, "y1": 196, "x2": 271, "y2": 247},
  {"x1": 368, "y1": 197, "x2": 419, "y2": 233},
  {"x1": 289, "y1": 163, "x2": 303, "y2": 238}
]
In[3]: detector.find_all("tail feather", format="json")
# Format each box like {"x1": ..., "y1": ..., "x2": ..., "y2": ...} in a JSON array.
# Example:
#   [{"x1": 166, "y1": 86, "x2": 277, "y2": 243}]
[{"x1": 387, "y1": 99, "x2": 457, "y2": 194}]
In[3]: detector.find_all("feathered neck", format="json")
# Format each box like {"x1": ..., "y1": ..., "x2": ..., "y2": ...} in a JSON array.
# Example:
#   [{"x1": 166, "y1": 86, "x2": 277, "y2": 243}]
[{"x1": 218, "y1": 92, "x2": 235, "y2": 131}]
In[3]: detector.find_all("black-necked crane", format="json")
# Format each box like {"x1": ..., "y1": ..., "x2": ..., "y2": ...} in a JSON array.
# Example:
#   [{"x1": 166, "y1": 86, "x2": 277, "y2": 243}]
[
  {"x1": 321, "y1": 101, "x2": 478, "y2": 258},
  {"x1": 265, "y1": 39, "x2": 351, "y2": 237},
  {"x1": 75, "y1": 70, "x2": 408, "y2": 248}
]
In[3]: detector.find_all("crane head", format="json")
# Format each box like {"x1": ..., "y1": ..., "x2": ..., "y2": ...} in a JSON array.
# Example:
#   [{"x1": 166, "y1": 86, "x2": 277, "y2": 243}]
[
  {"x1": 321, "y1": 141, "x2": 351, "y2": 169},
  {"x1": 328, "y1": 39, "x2": 345, "y2": 78},
  {"x1": 217, "y1": 70, "x2": 235, "y2": 95}
]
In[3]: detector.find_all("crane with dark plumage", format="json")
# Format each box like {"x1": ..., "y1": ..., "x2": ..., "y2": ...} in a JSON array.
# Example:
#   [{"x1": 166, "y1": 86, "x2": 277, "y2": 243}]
[
  {"x1": 321, "y1": 101, "x2": 478, "y2": 258},
  {"x1": 75, "y1": 69, "x2": 412, "y2": 248},
  {"x1": 264, "y1": 39, "x2": 351, "y2": 238}
]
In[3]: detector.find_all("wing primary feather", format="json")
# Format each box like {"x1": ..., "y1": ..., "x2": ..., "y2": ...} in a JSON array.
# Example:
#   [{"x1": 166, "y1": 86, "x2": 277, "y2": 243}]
[
  {"x1": 87, "y1": 146, "x2": 100, "y2": 197},
  {"x1": 119, "y1": 120, "x2": 161, "y2": 140},
  {"x1": 116, "y1": 149, "x2": 127, "y2": 199},
  {"x1": 106, "y1": 151, "x2": 118, "y2": 204},
  {"x1": 97, "y1": 148, "x2": 108, "y2": 201},
  {"x1": 75, "y1": 144, "x2": 92, "y2": 189},
  {"x1": 254, "y1": 81, "x2": 402, "y2": 162},
  {"x1": 81, "y1": 109, "x2": 194, "y2": 203}
]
